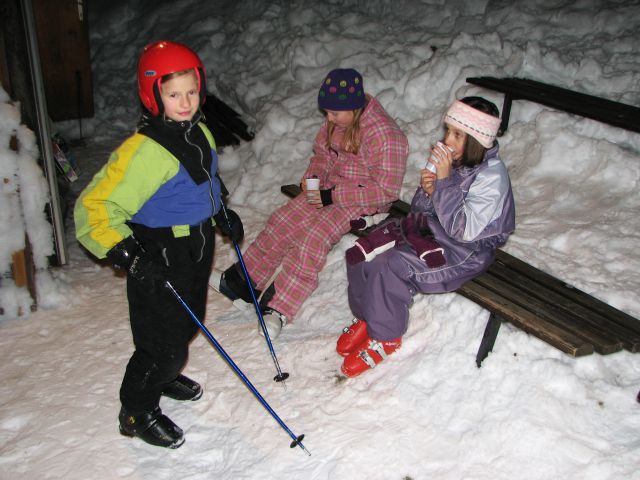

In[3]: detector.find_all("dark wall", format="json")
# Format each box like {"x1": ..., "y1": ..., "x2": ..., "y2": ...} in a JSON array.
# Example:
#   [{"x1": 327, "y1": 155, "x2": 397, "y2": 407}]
[{"x1": 0, "y1": 0, "x2": 39, "y2": 131}]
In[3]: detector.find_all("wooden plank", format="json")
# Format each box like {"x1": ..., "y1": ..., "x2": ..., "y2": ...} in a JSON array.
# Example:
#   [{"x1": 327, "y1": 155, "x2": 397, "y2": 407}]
[
  {"x1": 32, "y1": 0, "x2": 94, "y2": 120},
  {"x1": 11, "y1": 249, "x2": 27, "y2": 288},
  {"x1": 281, "y1": 183, "x2": 301, "y2": 198},
  {"x1": 495, "y1": 250, "x2": 640, "y2": 339},
  {"x1": 472, "y1": 272, "x2": 622, "y2": 354},
  {"x1": 488, "y1": 261, "x2": 640, "y2": 352},
  {"x1": 458, "y1": 280, "x2": 594, "y2": 356},
  {"x1": 282, "y1": 184, "x2": 411, "y2": 218},
  {"x1": 466, "y1": 77, "x2": 640, "y2": 133}
]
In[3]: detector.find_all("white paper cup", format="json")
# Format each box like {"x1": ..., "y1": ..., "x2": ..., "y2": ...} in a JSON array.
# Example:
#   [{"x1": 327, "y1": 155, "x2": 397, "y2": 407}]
[
  {"x1": 426, "y1": 142, "x2": 453, "y2": 172},
  {"x1": 305, "y1": 178, "x2": 320, "y2": 191}
]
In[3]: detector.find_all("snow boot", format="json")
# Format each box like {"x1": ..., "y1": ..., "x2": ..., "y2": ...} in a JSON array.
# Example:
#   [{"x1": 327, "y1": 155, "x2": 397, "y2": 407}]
[
  {"x1": 336, "y1": 318, "x2": 368, "y2": 357},
  {"x1": 258, "y1": 307, "x2": 287, "y2": 339},
  {"x1": 162, "y1": 374, "x2": 203, "y2": 401},
  {"x1": 119, "y1": 406, "x2": 185, "y2": 449},
  {"x1": 209, "y1": 264, "x2": 274, "y2": 310},
  {"x1": 341, "y1": 337, "x2": 402, "y2": 378}
]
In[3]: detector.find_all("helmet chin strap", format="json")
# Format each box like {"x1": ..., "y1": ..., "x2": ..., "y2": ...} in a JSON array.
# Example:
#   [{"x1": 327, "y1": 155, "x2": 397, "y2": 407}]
[{"x1": 152, "y1": 80, "x2": 164, "y2": 117}]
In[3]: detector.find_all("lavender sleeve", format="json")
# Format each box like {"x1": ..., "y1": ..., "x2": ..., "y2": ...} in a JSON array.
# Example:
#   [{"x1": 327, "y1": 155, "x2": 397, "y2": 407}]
[{"x1": 432, "y1": 159, "x2": 511, "y2": 242}]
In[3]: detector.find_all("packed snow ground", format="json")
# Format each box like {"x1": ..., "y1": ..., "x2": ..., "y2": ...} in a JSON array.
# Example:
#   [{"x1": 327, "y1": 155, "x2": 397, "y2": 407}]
[{"x1": 1, "y1": 1, "x2": 640, "y2": 479}]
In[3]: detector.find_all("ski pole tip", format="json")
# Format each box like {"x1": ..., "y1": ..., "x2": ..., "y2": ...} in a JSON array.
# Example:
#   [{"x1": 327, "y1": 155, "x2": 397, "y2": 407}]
[
  {"x1": 289, "y1": 434, "x2": 310, "y2": 455},
  {"x1": 274, "y1": 372, "x2": 289, "y2": 382}
]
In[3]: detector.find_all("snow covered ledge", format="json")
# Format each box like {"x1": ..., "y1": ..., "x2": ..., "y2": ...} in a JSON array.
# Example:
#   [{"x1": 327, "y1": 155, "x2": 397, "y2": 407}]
[{"x1": 0, "y1": 86, "x2": 64, "y2": 318}]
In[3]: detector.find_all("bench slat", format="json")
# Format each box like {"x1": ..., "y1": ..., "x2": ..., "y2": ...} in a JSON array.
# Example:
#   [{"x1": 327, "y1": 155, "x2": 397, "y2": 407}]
[
  {"x1": 487, "y1": 261, "x2": 640, "y2": 352},
  {"x1": 494, "y1": 250, "x2": 640, "y2": 345},
  {"x1": 471, "y1": 272, "x2": 622, "y2": 355},
  {"x1": 458, "y1": 281, "x2": 594, "y2": 356},
  {"x1": 466, "y1": 77, "x2": 640, "y2": 133}
]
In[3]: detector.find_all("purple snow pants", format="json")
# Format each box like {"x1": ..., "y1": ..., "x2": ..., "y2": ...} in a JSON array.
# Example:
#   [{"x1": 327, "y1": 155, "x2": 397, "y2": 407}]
[{"x1": 347, "y1": 244, "x2": 493, "y2": 341}]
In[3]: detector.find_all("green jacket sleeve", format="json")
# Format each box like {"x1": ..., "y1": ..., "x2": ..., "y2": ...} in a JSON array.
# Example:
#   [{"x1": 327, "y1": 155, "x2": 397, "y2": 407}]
[{"x1": 74, "y1": 133, "x2": 178, "y2": 258}]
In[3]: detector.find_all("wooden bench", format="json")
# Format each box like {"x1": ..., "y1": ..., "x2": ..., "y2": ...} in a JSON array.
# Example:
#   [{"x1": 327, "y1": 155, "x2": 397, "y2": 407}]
[
  {"x1": 281, "y1": 184, "x2": 640, "y2": 366},
  {"x1": 466, "y1": 77, "x2": 640, "y2": 136}
]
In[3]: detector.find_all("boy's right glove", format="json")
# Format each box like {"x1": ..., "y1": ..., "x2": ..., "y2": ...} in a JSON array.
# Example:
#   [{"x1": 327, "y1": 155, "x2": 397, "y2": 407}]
[
  {"x1": 106, "y1": 235, "x2": 168, "y2": 282},
  {"x1": 214, "y1": 208, "x2": 244, "y2": 243}
]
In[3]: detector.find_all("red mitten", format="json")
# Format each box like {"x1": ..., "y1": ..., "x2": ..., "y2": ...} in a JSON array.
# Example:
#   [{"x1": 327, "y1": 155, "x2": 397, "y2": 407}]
[
  {"x1": 346, "y1": 245, "x2": 366, "y2": 265},
  {"x1": 346, "y1": 221, "x2": 401, "y2": 265},
  {"x1": 402, "y1": 212, "x2": 430, "y2": 236},
  {"x1": 354, "y1": 224, "x2": 398, "y2": 261},
  {"x1": 405, "y1": 232, "x2": 446, "y2": 268}
]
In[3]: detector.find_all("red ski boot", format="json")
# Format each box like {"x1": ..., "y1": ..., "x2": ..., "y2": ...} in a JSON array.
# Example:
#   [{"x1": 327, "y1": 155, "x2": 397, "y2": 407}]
[
  {"x1": 336, "y1": 318, "x2": 369, "y2": 357},
  {"x1": 341, "y1": 337, "x2": 402, "y2": 378}
]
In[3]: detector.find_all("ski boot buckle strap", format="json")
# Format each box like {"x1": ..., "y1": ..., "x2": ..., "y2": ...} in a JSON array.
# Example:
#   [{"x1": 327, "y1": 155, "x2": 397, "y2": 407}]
[
  {"x1": 342, "y1": 317, "x2": 360, "y2": 334},
  {"x1": 358, "y1": 348, "x2": 378, "y2": 369},
  {"x1": 369, "y1": 340, "x2": 389, "y2": 360}
]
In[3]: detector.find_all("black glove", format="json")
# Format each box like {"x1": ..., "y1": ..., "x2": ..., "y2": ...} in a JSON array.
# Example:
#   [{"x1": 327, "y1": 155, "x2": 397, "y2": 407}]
[
  {"x1": 320, "y1": 188, "x2": 333, "y2": 206},
  {"x1": 106, "y1": 235, "x2": 168, "y2": 283},
  {"x1": 214, "y1": 208, "x2": 244, "y2": 243}
]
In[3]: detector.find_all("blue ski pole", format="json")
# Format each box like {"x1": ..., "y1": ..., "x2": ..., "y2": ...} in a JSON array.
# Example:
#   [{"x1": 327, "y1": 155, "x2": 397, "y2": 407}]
[
  {"x1": 218, "y1": 202, "x2": 289, "y2": 383},
  {"x1": 165, "y1": 281, "x2": 310, "y2": 455}
]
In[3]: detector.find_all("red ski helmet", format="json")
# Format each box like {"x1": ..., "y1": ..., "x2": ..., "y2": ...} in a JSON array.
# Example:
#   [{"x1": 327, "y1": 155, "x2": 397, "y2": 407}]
[{"x1": 137, "y1": 40, "x2": 206, "y2": 116}]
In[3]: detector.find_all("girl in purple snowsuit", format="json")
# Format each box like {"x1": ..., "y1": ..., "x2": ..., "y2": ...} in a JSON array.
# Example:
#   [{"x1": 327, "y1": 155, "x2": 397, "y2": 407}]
[
  {"x1": 338, "y1": 96, "x2": 516, "y2": 377},
  {"x1": 212, "y1": 68, "x2": 408, "y2": 338}
]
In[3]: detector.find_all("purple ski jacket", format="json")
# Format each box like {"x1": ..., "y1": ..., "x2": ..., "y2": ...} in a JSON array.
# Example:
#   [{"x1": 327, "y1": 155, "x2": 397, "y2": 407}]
[
  {"x1": 346, "y1": 143, "x2": 515, "y2": 341},
  {"x1": 403, "y1": 142, "x2": 515, "y2": 292}
]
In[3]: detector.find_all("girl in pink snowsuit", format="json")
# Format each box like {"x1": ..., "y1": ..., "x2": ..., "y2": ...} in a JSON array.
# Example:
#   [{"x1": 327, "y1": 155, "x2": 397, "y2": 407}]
[{"x1": 213, "y1": 68, "x2": 408, "y2": 337}]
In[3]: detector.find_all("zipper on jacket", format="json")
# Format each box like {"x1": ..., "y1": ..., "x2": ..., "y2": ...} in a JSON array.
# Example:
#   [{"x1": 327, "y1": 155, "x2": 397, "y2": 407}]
[{"x1": 184, "y1": 123, "x2": 214, "y2": 263}]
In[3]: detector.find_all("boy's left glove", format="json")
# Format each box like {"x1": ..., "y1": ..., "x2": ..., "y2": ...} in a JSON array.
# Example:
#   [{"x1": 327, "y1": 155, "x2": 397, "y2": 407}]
[
  {"x1": 214, "y1": 208, "x2": 244, "y2": 243},
  {"x1": 106, "y1": 235, "x2": 168, "y2": 282}
]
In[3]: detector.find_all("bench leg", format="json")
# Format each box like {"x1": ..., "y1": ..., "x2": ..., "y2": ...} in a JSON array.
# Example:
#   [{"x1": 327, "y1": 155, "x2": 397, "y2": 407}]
[
  {"x1": 476, "y1": 313, "x2": 502, "y2": 368},
  {"x1": 498, "y1": 93, "x2": 512, "y2": 136}
]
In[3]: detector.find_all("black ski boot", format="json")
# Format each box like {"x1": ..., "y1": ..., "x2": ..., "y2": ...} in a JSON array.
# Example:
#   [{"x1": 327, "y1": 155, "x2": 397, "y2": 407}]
[
  {"x1": 162, "y1": 374, "x2": 203, "y2": 401},
  {"x1": 211, "y1": 263, "x2": 275, "y2": 306},
  {"x1": 119, "y1": 406, "x2": 184, "y2": 449}
]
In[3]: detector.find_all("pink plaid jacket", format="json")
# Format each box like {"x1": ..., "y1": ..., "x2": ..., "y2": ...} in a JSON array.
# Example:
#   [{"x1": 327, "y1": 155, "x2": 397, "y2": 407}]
[
  {"x1": 304, "y1": 96, "x2": 408, "y2": 215},
  {"x1": 243, "y1": 96, "x2": 408, "y2": 320}
]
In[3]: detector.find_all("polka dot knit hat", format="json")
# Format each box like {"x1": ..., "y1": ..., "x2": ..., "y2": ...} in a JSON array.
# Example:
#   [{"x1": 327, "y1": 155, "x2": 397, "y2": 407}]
[{"x1": 318, "y1": 68, "x2": 365, "y2": 111}]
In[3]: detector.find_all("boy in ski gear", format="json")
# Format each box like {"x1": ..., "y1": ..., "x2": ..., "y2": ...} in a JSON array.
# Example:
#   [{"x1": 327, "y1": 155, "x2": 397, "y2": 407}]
[
  {"x1": 339, "y1": 96, "x2": 515, "y2": 377},
  {"x1": 212, "y1": 68, "x2": 408, "y2": 338},
  {"x1": 75, "y1": 40, "x2": 243, "y2": 448}
]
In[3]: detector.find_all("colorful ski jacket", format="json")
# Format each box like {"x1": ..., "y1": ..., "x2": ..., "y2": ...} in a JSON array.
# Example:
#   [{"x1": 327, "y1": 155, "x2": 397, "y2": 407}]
[
  {"x1": 74, "y1": 120, "x2": 221, "y2": 259},
  {"x1": 303, "y1": 96, "x2": 408, "y2": 215}
]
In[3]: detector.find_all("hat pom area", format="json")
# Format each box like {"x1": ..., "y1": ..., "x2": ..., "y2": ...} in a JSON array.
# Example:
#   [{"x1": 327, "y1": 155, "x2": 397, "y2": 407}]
[{"x1": 318, "y1": 68, "x2": 365, "y2": 111}]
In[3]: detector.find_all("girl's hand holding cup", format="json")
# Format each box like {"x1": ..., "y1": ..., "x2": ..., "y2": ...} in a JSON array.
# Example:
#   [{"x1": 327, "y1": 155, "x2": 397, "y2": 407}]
[{"x1": 422, "y1": 141, "x2": 453, "y2": 195}]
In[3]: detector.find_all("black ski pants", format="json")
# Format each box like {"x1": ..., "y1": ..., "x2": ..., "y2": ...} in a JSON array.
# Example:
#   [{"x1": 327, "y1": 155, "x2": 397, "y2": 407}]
[{"x1": 120, "y1": 220, "x2": 214, "y2": 413}]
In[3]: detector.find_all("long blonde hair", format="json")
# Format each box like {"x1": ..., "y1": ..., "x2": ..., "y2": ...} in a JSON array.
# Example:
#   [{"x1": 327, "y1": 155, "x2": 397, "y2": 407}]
[{"x1": 325, "y1": 107, "x2": 364, "y2": 154}]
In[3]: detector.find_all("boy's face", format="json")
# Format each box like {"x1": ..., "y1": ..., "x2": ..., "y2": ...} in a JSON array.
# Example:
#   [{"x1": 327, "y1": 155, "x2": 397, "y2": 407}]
[{"x1": 160, "y1": 70, "x2": 199, "y2": 122}]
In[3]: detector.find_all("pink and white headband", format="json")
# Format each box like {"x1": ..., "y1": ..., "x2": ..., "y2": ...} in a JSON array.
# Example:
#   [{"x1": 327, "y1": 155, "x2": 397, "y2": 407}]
[{"x1": 443, "y1": 100, "x2": 501, "y2": 148}]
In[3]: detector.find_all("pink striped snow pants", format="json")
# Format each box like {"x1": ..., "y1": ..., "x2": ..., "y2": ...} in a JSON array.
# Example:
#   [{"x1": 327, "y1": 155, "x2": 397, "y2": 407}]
[{"x1": 243, "y1": 194, "x2": 356, "y2": 321}]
